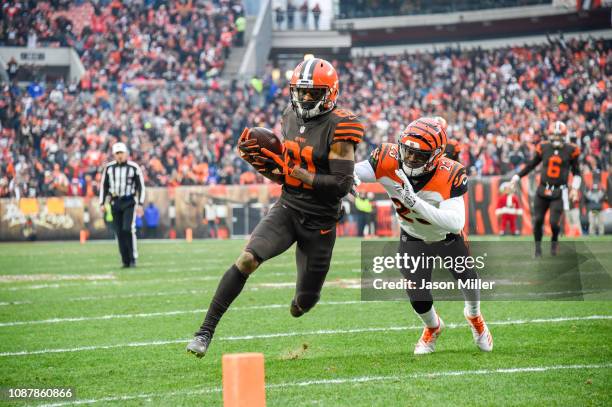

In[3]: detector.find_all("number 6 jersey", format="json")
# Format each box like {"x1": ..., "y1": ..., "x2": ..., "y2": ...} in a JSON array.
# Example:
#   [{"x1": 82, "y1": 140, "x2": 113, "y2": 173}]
[
  {"x1": 279, "y1": 105, "x2": 364, "y2": 227},
  {"x1": 517, "y1": 141, "x2": 580, "y2": 187},
  {"x1": 355, "y1": 143, "x2": 468, "y2": 241}
]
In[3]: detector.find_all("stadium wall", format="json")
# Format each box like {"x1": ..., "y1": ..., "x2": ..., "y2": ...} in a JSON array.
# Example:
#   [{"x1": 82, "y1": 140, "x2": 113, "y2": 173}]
[{"x1": 0, "y1": 174, "x2": 608, "y2": 241}]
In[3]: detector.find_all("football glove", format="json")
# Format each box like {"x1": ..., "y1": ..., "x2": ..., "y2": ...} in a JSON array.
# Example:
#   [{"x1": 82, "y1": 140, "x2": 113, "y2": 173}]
[
  {"x1": 237, "y1": 128, "x2": 261, "y2": 164},
  {"x1": 259, "y1": 147, "x2": 294, "y2": 176},
  {"x1": 394, "y1": 169, "x2": 417, "y2": 207}
]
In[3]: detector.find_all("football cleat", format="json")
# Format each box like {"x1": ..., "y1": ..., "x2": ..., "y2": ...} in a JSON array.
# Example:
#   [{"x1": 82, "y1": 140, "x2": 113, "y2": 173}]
[
  {"x1": 413, "y1": 316, "x2": 444, "y2": 355},
  {"x1": 464, "y1": 309, "x2": 493, "y2": 352},
  {"x1": 290, "y1": 299, "x2": 304, "y2": 318},
  {"x1": 551, "y1": 241, "x2": 559, "y2": 256},
  {"x1": 534, "y1": 242, "x2": 542, "y2": 258},
  {"x1": 186, "y1": 333, "x2": 211, "y2": 358}
]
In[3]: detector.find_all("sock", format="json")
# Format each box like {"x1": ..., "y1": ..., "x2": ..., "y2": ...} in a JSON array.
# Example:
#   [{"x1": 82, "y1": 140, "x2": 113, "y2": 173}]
[
  {"x1": 196, "y1": 265, "x2": 248, "y2": 337},
  {"x1": 417, "y1": 305, "x2": 439, "y2": 328},
  {"x1": 464, "y1": 301, "x2": 480, "y2": 317}
]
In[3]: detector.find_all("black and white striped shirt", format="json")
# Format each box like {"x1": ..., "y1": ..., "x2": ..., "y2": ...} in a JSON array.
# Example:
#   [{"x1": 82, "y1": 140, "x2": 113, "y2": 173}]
[{"x1": 99, "y1": 160, "x2": 145, "y2": 206}]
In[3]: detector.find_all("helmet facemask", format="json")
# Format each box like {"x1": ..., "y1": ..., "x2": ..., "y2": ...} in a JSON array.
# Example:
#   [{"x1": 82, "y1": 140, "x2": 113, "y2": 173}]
[
  {"x1": 398, "y1": 140, "x2": 442, "y2": 177},
  {"x1": 550, "y1": 132, "x2": 565, "y2": 148},
  {"x1": 290, "y1": 80, "x2": 335, "y2": 119}
]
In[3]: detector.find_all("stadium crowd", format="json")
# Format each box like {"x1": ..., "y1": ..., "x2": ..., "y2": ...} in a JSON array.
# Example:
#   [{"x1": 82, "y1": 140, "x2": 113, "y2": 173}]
[{"x1": 0, "y1": 0, "x2": 610, "y2": 200}]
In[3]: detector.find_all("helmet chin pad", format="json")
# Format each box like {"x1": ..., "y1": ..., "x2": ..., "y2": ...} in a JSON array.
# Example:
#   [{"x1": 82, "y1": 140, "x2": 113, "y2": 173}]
[
  {"x1": 401, "y1": 163, "x2": 426, "y2": 177},
  {"x1": 399, "y1": 144, "x2": 439, "y2": 176}
]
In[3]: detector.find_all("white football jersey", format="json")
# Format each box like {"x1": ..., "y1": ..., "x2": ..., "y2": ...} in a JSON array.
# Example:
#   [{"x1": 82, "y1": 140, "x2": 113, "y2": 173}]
[{"x1": 355, "y1": 143, "x2": 468, "y2": 241}]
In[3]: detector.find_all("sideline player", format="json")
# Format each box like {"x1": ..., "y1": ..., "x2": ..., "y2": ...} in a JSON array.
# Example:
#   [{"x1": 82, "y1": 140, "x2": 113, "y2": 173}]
[
  {"x1": 511, "y1": 121, "x2": 581, "y2": 257},
  {"x1": 186, "y1": 58, "x2": 364, "y2": 358},
  {"x1": 354, "y1": 117, "x2": 492, "y2": 354}
]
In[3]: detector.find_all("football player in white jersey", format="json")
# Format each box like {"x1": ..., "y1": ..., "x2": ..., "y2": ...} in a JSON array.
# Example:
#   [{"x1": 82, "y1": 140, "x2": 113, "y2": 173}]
[{"x1": 354, "y1": 117, "x2": 493, "y2": 354}]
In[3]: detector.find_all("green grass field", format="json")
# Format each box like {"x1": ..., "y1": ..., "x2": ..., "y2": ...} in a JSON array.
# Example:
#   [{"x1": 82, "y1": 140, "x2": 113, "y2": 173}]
[{"x1": 0, "y1": 237, "x2": 611, "y2": 406}]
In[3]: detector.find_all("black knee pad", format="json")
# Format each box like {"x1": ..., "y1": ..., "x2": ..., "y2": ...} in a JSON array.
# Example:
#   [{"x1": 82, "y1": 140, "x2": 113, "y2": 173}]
[{"x1": 292, "y1": 293, "x2": 320, "y2": 317}]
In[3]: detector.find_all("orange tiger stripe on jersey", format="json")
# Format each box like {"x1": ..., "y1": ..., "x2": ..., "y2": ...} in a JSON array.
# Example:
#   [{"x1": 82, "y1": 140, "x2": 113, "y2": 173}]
[
  {"x1": 334, "y1": 129, "x2": 364, "y2": 135},
  {"x1": 334, "y1": 135, "x2": 362, "y2": 143},
  {"x1": 570, "y1": 144, "x2": 580, "y2": 158},
  {"x1": 420, "y1": 157, "x2": 464, "y2": 200},
  {"x1": 337, "y1": 122, "x2": 366, "y2": 129}
]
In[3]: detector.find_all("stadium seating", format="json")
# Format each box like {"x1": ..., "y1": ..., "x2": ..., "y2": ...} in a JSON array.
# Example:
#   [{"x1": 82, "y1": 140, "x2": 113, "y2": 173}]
[{"x1": 0, "y1": 1, "x2": 609, "y2": 198}]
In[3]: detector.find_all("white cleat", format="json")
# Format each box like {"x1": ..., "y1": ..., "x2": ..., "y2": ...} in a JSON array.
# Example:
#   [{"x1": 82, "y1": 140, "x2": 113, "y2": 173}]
[
  {"x1": 464, "y1": 309, "x2": 493, "y2": 352},
  {"x1": 414, "y1": 316, "x2": 445, "y2": 355}
]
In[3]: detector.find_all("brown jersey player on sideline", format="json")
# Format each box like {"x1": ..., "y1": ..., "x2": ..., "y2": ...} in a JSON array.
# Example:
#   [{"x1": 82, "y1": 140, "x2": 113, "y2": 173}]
[
  {"x1": 186, "y1": 58, "x2": 364, "y2": 358},
  {"x1": 435, "y1": 116, "x2": 461, "y2": 162},
  {"x1": 354, "y1": 117, "x2": 493, "y2": 355},
  {"x1": 511, "y1": 121, "x2": 581, "y2": 257}
]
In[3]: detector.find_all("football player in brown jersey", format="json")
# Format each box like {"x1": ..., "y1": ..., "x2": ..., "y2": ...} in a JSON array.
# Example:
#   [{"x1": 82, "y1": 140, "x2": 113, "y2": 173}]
[
  {"x1": 355, "y1": 118, "x2": 493, "y2": 354},
  {"x1": 511, "y1": 121, "x2": 581, "y2": 257},
  {"x1": 186, "y1": 58, "x2": 364, "y2": 358}
]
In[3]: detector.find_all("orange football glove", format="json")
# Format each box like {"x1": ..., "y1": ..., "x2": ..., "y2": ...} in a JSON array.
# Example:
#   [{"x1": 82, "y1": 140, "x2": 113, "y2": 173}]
[
  {"x1": 237, "y1": 128, "x2": 261, "y2": 164},
  {"x1": 258, "y1": 147, "x2": 294, "y2": 176}
]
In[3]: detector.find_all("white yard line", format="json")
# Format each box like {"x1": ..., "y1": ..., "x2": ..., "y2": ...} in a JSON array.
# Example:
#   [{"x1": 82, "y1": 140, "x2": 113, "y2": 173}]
[
  {"x1": 0, "y1": 300, "x2": 365, "y2": 327},
  {"x1": 39, "y1": 363, "x2": 612, "y2": 407},
  {"x1": 0, "y1": 272, "x2": 306, "y2": 291},
  {"x1": 2, "y1": 315, "x2": 610, "y2": 357}
]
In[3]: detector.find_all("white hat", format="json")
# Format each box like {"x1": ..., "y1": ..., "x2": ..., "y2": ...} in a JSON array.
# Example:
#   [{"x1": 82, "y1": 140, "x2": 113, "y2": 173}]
[{"x1": 112, "y1": 142, "x2": 128, "y2": 154}]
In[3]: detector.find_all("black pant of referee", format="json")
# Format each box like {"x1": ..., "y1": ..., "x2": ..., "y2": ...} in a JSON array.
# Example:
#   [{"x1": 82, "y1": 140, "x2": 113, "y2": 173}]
[
  {"x1": 112, "y1": 196, "x2": 138, "y2": 267},
  {"x1": 99, "y1": 142, "x2": 146, "y2": 268}
]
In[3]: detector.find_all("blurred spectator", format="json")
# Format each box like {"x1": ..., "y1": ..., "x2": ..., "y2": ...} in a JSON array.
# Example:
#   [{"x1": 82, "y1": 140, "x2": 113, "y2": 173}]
[
  {"x1": 584, "y1": 182, "x2": 606, "y2": 235},
  {"x1": 275, "y1": 6, "x2": 285, "y2": 30},
  {"x1": 287, "y1": 1, "x2": 296, "y2": 30},
  {"x1": 144, "y1": 202, "x2": 160, "y2": 238},
  {"x1": 312, "y1": 3, "x2": 321, "y2": 30},
  {"x1": 299, "y1": 1, "x2": 309, "y2": 29},
  {"x1": 235, "y1": 14, "x2": 246, "y2": 46}
]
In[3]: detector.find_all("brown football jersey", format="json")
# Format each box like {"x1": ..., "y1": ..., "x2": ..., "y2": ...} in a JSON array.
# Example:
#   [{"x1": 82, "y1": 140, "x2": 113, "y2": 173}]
[
  {"x1": 518, "y1": 141, "x2": 580, "y2": 187},
  {"x1": 279, "y1": 105, "x2": 364, "y2": 226}
]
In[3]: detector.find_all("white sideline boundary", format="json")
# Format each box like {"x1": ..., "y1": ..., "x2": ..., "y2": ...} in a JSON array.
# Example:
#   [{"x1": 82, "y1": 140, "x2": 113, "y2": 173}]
[
  {"x1": 2, "y1": 315, "x2": 610, "y2": 357},
  {"x1": 0, "y1": 300, "x2": 364, "y2": 327},
  {"x1": 39, "y1": 363, "x2": 612, "y2": 407}
]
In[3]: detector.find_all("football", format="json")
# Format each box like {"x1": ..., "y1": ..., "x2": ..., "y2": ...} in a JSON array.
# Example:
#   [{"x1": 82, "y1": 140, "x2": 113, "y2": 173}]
[{"x1": 249, "y1": 127, "x2": 283, "y2": 155}]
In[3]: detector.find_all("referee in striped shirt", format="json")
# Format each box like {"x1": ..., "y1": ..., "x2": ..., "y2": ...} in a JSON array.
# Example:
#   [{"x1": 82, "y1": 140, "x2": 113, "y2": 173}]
[{"x1": 99, "y1": 142, "x2": 146, "y2": 268}]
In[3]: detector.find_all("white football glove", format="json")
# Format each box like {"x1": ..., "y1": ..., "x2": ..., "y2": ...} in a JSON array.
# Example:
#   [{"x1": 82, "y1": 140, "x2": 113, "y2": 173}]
[
  {"x1": 511, "y1": 174, "x2": 520, "y2": 184},
  {"x1": 394, "y1": 169, "x2": 417, "y2": 207}
]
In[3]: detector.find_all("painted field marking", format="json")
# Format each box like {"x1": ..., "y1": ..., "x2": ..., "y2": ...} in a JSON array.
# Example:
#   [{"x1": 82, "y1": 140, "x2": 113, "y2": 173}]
[
  {"x1": 2, "y1": 315, "x2": 610, "y2": 357},
  {"x1": 39, "y1": 363, "x2": 612, "y2": 407}
]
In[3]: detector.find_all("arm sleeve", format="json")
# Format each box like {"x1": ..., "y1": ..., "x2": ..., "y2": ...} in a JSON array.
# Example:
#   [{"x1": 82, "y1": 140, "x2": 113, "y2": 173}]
[
  {"x1": 135, "y1": 165, "x2": 146, "y2": 205},
  {"x1": 354, "y1": 160, "x2": 377, "y2": 183},
  {"x1": 99, "y1": 165, "x2": 108, "y2": 206},
  {"x1": 517, "y1": 146, "x2": 542, "y2": 177},
  {"x1": 312, "y1": 159, "x2": 354, "y2": 199},
  {"x1": 412, "y1": 196, "x2": 466, "y2": 235}
]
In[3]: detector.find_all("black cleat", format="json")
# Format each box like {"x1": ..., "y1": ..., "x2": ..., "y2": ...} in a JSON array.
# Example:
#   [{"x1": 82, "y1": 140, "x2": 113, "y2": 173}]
[
  {"x1": 129, "y1": 261, "x2": 136, "y2": 267},
  {"x1": 186, "y1": 334, "x2": 211, "y2": 358},
  {"x1": 121, "y1": 263, "x2": 130, "y2": 268},
  {"x1": 551, "y1": 242, "x2": 559, "y2": 256},
  {"x1": 290, "y1": 299, "x2": 304, "y2": 318},
  {"x1": 534, "y1": 242, "x2": 542, "y2": 258}
]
